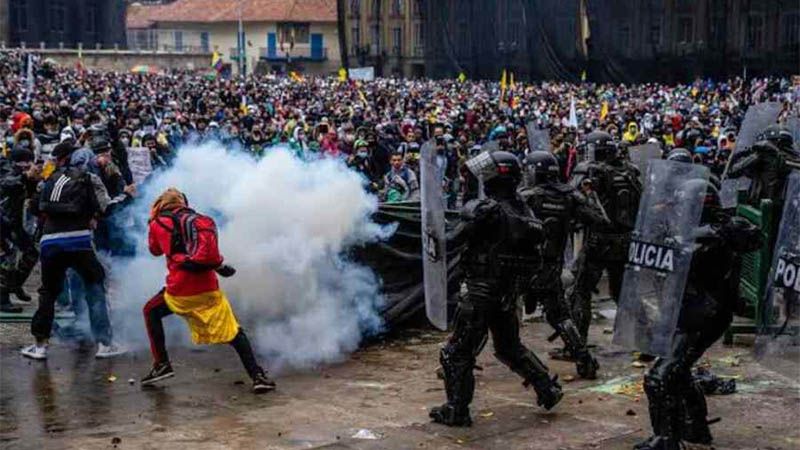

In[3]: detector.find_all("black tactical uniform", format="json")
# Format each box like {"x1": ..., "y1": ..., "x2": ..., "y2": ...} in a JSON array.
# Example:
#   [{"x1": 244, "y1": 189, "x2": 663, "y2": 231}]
[
  {"x1": 430, "y1": 151, "x2": 563, "y2": 427},
  {"x1": 519, "y1": 151, "x2": 609, "y2": 379},
  {"x1": 567, "y1": 131, "x2": 642, "y2": 342},
  {"x1": 638, "y1": 191, "x2": 762, "y2": 450},
  {"x1": 0, "y1": 149, "x2": 39, "y2": 311},
  {"x1": 727, "y1": 124, "x2": 799, "y2": 207}
]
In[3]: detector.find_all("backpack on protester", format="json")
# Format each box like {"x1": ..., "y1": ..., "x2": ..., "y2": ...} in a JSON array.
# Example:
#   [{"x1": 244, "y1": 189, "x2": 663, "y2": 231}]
[{"x1": 156, "y1": 208, "x2": 230, "y2": 274}]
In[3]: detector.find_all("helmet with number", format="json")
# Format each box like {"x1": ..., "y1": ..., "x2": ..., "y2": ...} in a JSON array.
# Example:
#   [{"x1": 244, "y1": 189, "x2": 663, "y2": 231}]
[
  {"x1": 523, "y1": 151, "x2": 560, "y2": 185},
  {"x1": 485, "y1": 151, "x2": 522, "y2": 198},
  {"x1": 466, "y1": 150, "x2": 522, "y2": 199},
  {"x1": 585, "y1": 130, "x2": 617, "y2": 162},
  {"x1": 756, "y1": 124, "x2": 794, "y2": 154},
  {"x1": 666, "y1": 147, "x2": 693, "y2": 164}
]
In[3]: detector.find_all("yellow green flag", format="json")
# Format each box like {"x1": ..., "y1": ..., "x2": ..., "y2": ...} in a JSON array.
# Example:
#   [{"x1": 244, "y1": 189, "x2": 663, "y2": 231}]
[
  {"x1": 338, "y1": 67, "x2": 348, "y2": 82},
  {"x1": 458, "y1": 72, "x2": 466, "y2": 83}
]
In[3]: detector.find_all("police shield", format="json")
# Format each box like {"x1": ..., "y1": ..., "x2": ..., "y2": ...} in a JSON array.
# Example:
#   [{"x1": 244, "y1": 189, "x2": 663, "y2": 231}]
[
  {"x1": 627, "y1": 143, "x2": 662, "y2": 183},
  {"x1": 526, "y1": 122, "x2": 551, "y2": 153},
  {"x1": 755, "y1": 171, "x2": 800, "y2": 371},
  {"x1": 786, "y1": 116, "x2": 800, "y2": 155},
  {"x1": 613, "y1": 160, "x2": 710, "y2": 357},
  {"x1": 420, "y1": 140, "x2": 448, "y2": 330},
  {"x1": 720, "y1": 102, "x2": 782, "y2": 207}
]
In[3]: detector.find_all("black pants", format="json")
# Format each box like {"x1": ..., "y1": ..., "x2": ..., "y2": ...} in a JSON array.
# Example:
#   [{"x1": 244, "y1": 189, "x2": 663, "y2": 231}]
[
  {"x1": 440, "y1": 278, "x2": 553, "y2": 410},
  {"x1": 0, "y1": 224, "x2": 38, "y2": 303},
  {"x1": 143, "y1": 289, "x2": 264, "y2": 380},
  {"x1": 526, "y1": 266, "x2": 590, "y2": 358},
  {"x1": 31, "y1": 249, "x2": 112, "y2": 344},
  {"x1": 568, "y1": 250, "x2": 625, "y2": 342},
  {"x1": 643, "y1": 305, "x2": 733, "y2": 444}
]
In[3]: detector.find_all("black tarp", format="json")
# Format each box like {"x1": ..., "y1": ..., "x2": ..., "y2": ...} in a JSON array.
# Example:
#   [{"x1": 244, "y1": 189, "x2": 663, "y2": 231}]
[{"x1": 356, "y1": 202, "x2": 465, "y2": 327}]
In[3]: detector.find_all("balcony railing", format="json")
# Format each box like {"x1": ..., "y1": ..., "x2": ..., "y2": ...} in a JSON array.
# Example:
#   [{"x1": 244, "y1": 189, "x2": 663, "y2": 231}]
[
  {"x1": 260, "y1": 46, "x2": 328, "y2": 61},
  {"x1": 126, "y1": 29, "x2": 211, "y2": 53}
]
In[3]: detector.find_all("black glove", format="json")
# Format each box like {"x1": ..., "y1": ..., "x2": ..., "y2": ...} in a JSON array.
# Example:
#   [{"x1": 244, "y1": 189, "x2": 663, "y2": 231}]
[{"x1": 215, "y1": 264, "x2": 236, "y2": 278}]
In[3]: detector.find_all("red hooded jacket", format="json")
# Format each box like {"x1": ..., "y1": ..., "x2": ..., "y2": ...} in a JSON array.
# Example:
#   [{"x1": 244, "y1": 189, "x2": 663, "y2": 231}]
[{"x1": 148, "y1": 211, "x2": 220, "y2": 297}]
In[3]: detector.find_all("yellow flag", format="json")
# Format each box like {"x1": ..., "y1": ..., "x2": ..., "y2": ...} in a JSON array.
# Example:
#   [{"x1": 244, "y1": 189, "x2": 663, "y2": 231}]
[
  {"x1": 458, "y1": 72, "x2": 466, "y2": 83},
  {"x1": 500, "y1": 69, "x2": 507, "y2": 90},
  {"x1": 581, "y1": 70, "x2": 587, "y2": 82},
  {"x1": 600, "y1": 101, "x2": 609, "y2": 121},
  {"x1": 338, "y1": 67, "x2": 347, "y2": 82},
  {"x1": 509, "y1": 72, "x2": 516, "y2": 89}
]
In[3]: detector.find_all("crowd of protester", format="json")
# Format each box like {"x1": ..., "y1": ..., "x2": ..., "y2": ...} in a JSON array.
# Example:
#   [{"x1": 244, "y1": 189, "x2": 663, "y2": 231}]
[{"x1": 2, "y1": 51, "x2": 798, "y2": 204}]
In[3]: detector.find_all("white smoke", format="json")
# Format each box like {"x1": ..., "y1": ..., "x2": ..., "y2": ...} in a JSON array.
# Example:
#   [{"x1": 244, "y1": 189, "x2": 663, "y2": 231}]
[{"x1": 110, "y1": 142, "x2": 391, "y2": 370}]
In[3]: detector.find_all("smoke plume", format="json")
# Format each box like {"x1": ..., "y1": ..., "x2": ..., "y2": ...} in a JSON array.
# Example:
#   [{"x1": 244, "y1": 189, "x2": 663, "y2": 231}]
[{"x1": 110, "y1": 143, "x2": 391, "y2": 370}]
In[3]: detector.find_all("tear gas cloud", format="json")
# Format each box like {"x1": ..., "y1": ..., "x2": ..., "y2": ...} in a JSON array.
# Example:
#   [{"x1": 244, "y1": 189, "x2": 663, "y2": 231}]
[{"x1": 110, "y1": 143, "x2": 391, "y2": 370}]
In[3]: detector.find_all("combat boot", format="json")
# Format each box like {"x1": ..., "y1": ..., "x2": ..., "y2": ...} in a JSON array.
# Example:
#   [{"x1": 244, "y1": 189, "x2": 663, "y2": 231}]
[
  {"x1": 529, "y1": 375, "x2": 563, "y2": 410},
  {"x1": 575, "y1": 350, "x2": 599, "y2": 379},
  {"x1": 0, "y1": 289, "x2": 22, "y2": 313},
  {"x1": 429, "y1": 404, "x2": 472, "y2": 427}
]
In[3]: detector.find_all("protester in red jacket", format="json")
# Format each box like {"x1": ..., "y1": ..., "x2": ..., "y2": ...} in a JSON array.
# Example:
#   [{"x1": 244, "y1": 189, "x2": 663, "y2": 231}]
[{"x1": 140, "y1": 187, "x2": 275, "y2": 394}]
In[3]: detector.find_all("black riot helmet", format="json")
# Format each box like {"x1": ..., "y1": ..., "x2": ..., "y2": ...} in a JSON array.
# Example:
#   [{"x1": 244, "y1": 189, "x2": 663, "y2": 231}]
[
  {"x1": 666, "y1": 147, "x2": 693, "y2": 164},
  {"x1": 585, "y1": 130, "x2": 617, "y2": 162},
  {"x1": 466, "y1": 150, "x2": 522, "y2": 199},
  {"x1": 757, "y1": 124, "x2": 794, "y2": 154},
  {"x1": 523, "y1": 151, "x2": 560, "y2": 185}
]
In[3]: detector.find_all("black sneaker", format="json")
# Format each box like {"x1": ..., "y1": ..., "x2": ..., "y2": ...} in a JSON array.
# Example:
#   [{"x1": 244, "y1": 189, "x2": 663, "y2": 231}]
[
  {"x1": 252, "y1": 371, "x2": 276, "y2": 394},
  {"x1": 141, "y1": 361, "x2": 175, "y2": 386}
]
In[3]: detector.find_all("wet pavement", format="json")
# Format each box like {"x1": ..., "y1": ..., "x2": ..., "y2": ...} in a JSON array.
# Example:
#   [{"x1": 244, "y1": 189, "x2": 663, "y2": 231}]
[{"x1": 1, "y1": 302, "x2": 799, "y2": 449}]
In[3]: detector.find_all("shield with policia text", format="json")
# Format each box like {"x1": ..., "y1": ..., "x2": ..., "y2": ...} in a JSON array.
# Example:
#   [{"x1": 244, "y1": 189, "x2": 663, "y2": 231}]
[
  {"x1": 420, "y1": 140, "x2": 448, "y2": 330},
  {"x1": 613, "y1": 159, "x2": 710, "y2": 357},
  {"x1": 720, "y1": 102, "x2": 782, "y2": 208},
  {"x1": 755, "y1": 171, "x2": 800, "y2": 372},
  {"x1": 526, "y1": 122, "x2": 551, "y2": 153}
]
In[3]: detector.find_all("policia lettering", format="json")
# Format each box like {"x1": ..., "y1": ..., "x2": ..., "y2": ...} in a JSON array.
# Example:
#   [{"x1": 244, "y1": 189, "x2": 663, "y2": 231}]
[
  {"x1": 628, "y1": 241, "x2": 676, "y2": 273},
  {"x1": 774, "y1": 255, "x2": 800, "y2": 293}
]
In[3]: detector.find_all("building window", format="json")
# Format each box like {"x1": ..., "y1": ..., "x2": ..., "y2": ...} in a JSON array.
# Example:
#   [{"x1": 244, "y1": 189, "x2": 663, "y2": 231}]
[
  {"x1": 747, "y1": 15, "x2": 764, "y2": 50},
  {"x1": 200, "y1": 32, "x2": 210, "y2": 52},
  {"x1": 412, "y1": 0, "x2": 422, "y2": 17},
  {"x1": 278, "y1": 23, "x2": 310, "y2": 45},
  {"x1": 617, "y1": 24, "x2": 631, "y2": 53},
  {"x1": 370, "y1": 24, "x2": 380, "y2": 53},
  {"x1": 350, "y1": 0, "x2": 361, "y2": 17},
  {"x1": 414, "y1": 22, "x2": 424, "y2": 46},
  {"x1": 174, "y1": 31, "x2": 183, "y2": 51},
  {"x1": 782, "y1": 13, "x2": 800, "y2": 49},
  {"x1": 391, "y1": 0, "x2": 403, "y2": 16},
  {"x1": 508, "y1": 21, "x2": 521, "y2": 45},
  {"x1": 50, "y1": 0, "x2": 66, "y2": 33},
  {"x1": 392, "y1": 27, "x2": 402, "y2": 54},
  {"x1": 649, "y1": 23, "x2": 662, "y2": 46},
  {"x1": 371, "y1": 0, "x2": 380, "y2": 18},
  {"x1": 85, "y1": 0, "x2": 97, "y2": 34},
  {"x1": 10, "y1": 0, "x2": 28, "y2": 32},
  {"x1": 677, "y1": 16, "x2": 694, "y2": 43}
]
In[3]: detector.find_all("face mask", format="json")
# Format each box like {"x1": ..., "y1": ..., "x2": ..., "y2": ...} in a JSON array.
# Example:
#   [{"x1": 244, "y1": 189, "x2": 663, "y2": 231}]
[
  {"x1": 120, "y1": 138, "x2": 130, "y2": 147},
  {"x1": 357, "y1": 150, "x2": 369, "y2": 158}
]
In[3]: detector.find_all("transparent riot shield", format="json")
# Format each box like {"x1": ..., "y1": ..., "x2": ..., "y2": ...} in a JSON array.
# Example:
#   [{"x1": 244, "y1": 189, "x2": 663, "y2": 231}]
[
  {"x1": 755, "y1": 171, "x2": 800, "y2": 373},
  {"x1": 720, "y1": 102, "x2": 782, "y2": 208},
  {"x1": 627, "y1": 143, "x2": 662, "y2": 182},
  {"x1": 526, "y1": 122, "x2": 551, "y2": 153},
  {"x1": 420, "y1": 140, "x2": 448, "y2": 330},
  {"x1": 613, "y1": 160, "x2": 710, "y2": 357}
]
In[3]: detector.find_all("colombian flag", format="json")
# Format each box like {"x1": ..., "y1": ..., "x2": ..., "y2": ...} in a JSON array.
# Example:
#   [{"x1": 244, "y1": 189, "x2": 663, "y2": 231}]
[
  {"x1": 164, "y1": 290, "x2": 240, "y2": 344},
  {"x1": 211, "y1": 51, "x2": 223, "y2": 72}
]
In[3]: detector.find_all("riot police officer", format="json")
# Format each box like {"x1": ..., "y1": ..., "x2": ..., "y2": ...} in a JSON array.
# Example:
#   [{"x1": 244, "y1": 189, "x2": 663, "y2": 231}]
[
  {"x1": 637, "y1": 182, "x2": 763, "y2": 450},
  {"x1": 727, "y1": 124, "x2": 798, "y2": 206},
  {"x1": 518, "y1": 151, "x2": 608, "y2": 379},
  {"x1": 567, "y1": 131, "x2": 642, "y2": 343},
  {"x1": 429, "y1": 151, "x2": 562, "y2": 427}
]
